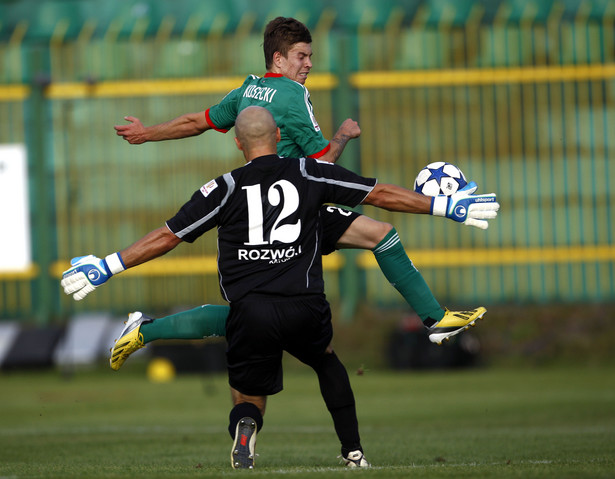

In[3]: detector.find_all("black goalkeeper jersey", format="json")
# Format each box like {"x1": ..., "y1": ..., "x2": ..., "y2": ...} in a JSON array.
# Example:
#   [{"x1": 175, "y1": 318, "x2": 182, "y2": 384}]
[{"x1": 166, "y1": 154, "x2": 376, "y2": 302}]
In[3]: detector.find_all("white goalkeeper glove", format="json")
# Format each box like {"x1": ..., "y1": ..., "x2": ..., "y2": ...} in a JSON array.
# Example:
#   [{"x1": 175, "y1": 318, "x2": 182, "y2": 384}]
[
  {"x1": 61, "y1": 253, "x2": 125, "y2": 301},
  {"x1": 431, "y1": 182, "x2": 500, "y2": 230}
]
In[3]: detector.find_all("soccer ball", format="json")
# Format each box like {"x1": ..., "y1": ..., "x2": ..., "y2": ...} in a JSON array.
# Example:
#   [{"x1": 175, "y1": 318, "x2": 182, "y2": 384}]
[{"x1": 413, "y1": 161, "x2": 468, "y2": 196}]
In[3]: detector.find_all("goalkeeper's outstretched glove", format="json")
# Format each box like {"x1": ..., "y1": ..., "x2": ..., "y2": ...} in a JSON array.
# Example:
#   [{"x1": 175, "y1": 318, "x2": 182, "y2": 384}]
[
  {"x1": 61, "y1": 253, "x2": 125, "y2": 301},
  {"x1": 431, "y1": 182, "x2": 500, "y2": 230}
]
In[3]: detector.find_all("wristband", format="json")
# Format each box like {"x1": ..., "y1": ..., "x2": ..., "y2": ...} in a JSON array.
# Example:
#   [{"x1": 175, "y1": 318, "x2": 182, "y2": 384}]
[
  {"x1": 104, "y1": 252, "x2": 126, "y2": 275},
  {"x1": 431, "y1": 196, "x2": 448, "y2": 217}
]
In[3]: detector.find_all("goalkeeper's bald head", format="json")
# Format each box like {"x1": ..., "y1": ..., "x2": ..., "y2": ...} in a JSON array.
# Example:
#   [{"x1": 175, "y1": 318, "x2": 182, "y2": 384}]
[{"x1": 234, "y1": 106, "x2": 280, "y2": 161}]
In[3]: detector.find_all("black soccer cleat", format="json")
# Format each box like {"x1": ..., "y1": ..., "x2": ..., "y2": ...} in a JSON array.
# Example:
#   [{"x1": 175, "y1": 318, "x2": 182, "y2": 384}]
[{"x1": 231, "y1": 417, "x2": 257, "y2": 469}]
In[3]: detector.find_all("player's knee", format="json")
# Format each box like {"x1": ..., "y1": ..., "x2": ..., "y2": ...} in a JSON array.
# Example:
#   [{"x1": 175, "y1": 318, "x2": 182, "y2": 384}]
[
  {"x1": 339, "y1": 216, "x2": 393, "y2": 249},
  {"x1": 364, "y1": 220, "x2": 393, "y2": 246},
  {"x1": 374, "y1": 221, "x2": 393, "y2": 241}
]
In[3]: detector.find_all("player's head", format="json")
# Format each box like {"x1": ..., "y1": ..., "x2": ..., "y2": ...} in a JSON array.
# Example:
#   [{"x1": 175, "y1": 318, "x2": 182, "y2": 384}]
[
  {"x1": 264, "y1": 17, "x2": 313, "y2": 85},
  {"x1": 234, "y1": 106, "x2": 280, "y2": 160}
]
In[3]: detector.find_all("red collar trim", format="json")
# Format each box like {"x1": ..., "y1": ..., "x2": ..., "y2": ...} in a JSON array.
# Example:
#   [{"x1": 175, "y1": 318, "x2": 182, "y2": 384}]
[{"x1": 264, "y1": 73, "x2": 284, "y2": 78}]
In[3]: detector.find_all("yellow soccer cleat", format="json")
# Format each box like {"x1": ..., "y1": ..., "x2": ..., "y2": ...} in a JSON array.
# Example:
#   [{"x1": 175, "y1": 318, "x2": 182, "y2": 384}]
[
  {"x1": 428, "y1": 307, "x2": 487, "y2": 346},
  {"x1": 109, "y1": 312, "x2": 151, "y2": 371}
]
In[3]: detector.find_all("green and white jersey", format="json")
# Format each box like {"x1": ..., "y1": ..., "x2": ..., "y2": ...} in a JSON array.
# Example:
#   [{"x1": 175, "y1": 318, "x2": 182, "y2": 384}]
[{"x1": 205, "y1": 73, "x2": 331, "y2": 159}]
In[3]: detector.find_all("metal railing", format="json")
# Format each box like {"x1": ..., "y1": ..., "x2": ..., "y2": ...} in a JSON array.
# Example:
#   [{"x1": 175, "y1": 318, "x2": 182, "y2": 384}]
[{"x1": 1, "y1": 1, "x2": 614, "y2": 322}]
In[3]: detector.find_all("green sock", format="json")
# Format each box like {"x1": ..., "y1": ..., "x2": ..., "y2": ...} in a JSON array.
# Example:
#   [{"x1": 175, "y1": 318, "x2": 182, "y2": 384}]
[
  {"x1": 140, "y1": 304, "x2": 229, "y2": 344},
  {"x1": 372, "y1": 228, "x2": 444, "y2": 323}
]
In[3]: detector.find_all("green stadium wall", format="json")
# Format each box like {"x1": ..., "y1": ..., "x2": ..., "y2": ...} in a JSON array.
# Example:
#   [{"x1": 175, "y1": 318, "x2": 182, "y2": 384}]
[{"x1": 0, "y1": 0, "x2": 614, "y2": 323}]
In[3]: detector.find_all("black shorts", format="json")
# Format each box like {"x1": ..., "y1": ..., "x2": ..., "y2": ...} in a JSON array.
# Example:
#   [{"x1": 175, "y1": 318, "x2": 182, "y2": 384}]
[
  {"x1": 226, "y1": 294, "x2": 333, "y2": 396},
  {"x1": 319, "y1": 205, "x2": 361, "y2": 255}
]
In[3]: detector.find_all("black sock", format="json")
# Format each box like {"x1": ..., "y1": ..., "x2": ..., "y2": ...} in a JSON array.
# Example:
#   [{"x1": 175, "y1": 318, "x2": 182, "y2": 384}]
[
  {"x1": 228, "y1": 402, "x2": 263, "y2": 439},
  {"x1": 310, "y1": 352, "x2": 362, "y2": 453},
  {"x1": 333, "y1": 404, "x2": 362, "y2": 456}
]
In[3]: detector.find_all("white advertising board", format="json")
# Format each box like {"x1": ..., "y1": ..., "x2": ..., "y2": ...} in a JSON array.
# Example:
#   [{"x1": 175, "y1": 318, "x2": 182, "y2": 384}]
[{"x1": 0, "y1": 144, "x2": 32, "y2": 272}]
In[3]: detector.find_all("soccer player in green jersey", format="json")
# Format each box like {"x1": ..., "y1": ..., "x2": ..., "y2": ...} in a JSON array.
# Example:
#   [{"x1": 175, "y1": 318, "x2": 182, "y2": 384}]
[{"x1": 111, "y1": 17, "x2": 489, "y2": 370}]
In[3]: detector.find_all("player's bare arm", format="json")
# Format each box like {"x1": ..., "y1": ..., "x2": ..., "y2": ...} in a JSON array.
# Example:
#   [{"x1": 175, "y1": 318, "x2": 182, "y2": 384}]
[
  {"x1": 319, "y1": 118, "x2": 361, "y2": 163},
  {"x1": 364, "y1": 182, "x2": 500, "y2": 229},
  {"x1": 118, "y1": 226, "x2": 182, "y2": 268},
  {"x1": 363, "y1": 183, "x2": 432, "y2": 214},
  {"x1": 60, "y1": 226, "x2": 182, "y2": 301},
  {"x1": 114, "y1": 112, "x2": 211, "y2": 144}
]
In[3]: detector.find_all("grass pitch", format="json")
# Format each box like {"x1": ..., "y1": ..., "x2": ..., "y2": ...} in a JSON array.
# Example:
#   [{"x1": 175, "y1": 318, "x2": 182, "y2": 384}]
[{"x1": 1, "y1": 362, "x2": 614, "y2": 478}]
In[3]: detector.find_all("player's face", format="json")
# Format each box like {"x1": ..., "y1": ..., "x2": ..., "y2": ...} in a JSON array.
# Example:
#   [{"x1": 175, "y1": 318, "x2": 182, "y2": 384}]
[{"x1": 277, "y1": 42, "x2": 313, "y2": 85}]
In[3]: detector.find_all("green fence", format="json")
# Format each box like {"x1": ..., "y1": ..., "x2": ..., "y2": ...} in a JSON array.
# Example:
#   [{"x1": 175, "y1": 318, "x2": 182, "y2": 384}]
[{"x1": 0, "y1": 0, "x2": 614, "y2": 323}]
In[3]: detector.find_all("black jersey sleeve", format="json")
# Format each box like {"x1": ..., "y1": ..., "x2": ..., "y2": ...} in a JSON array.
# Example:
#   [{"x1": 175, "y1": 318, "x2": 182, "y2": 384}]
[
  {"x1": 166, "y1": 173, "x2": 235, "y2": 243},
  {"x1": 300, "y1": 157, "x2": 377, "y2": 207}
]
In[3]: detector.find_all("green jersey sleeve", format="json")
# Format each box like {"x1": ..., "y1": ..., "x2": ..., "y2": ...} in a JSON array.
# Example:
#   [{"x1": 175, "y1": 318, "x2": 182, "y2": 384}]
[{"x1": 205, "y1": 75, "x2": 257, "y2": 132}]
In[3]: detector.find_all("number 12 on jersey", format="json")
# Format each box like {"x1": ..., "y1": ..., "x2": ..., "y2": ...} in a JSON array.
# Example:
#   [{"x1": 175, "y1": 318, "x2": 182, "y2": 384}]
[{"x1": 243, "y1": 181, "x2": 302, "y2": 246}]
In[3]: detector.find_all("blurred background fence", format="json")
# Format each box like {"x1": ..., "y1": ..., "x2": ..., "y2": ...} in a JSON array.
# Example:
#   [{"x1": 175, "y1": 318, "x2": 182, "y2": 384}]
[{"x1": 0, "y1": 0, "x2": 614, "y2": 324}]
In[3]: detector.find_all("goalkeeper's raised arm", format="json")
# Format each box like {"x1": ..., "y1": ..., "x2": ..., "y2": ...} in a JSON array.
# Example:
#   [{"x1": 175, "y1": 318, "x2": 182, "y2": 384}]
[{"x1": 363, "y1": 181, "x2": 500, "y2": 230}]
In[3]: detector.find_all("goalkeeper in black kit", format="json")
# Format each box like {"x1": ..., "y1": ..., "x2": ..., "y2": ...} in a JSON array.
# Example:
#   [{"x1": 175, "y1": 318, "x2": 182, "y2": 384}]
[
  {"x1": 61, "y1": 107, "x2": 499, "y2": 469},
  {"x1": 108, "y1": 16, "x2": 492, "y2": 372}
]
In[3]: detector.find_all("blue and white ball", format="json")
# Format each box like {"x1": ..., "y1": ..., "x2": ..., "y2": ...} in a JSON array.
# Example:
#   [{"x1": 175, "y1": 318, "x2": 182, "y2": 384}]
[{"x1": 413, "y1": 161, "x2": 467, "y2": 196}]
